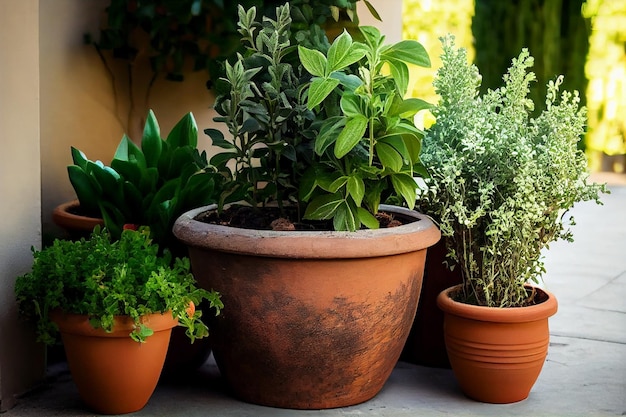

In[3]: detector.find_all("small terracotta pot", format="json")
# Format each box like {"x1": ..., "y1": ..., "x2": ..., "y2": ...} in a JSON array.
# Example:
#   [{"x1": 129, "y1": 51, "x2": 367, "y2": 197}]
[
  {"x1": 174, "y1": 204, "x2": 441, "y2": 409},
  {"x1": 52, "y1": 311, "x2": 177, "y2": 414},
  {"x1": 437, "y1": 285, "x2": 558, "y2": 403},
  {"x1": 52, "y1": 200, "x2": 104, "y2": 239}
]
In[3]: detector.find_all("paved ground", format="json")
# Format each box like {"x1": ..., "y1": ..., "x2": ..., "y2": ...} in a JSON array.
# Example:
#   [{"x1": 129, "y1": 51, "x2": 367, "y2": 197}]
[{"x1": 5, "y1": 174, "x2": 626, "y2": 417}]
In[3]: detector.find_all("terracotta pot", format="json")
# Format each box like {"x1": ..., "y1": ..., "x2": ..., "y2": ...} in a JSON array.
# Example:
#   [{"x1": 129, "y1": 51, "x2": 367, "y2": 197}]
[
  {"x1": 52, "y1": 311, "x2": 177, "y2": 414},
  {"x1": 52, "y1": 200, "x2": 104, "y2": 239},
  {"x1": 437, "y1": 284, "x2": 558, "y2": 403},
  {"x1": 401, "y1": 238, "x2": 463, "y2": 367},
  {"x1": 173, "y1": 204, "x2": 440, "y2": 409}
]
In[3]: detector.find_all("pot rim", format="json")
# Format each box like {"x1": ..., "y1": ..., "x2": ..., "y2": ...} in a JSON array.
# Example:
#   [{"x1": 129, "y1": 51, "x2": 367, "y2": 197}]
[
  {"x1": 51, "y1": 310, "x2": 178, "y2": 338},
  {"x1": 52, "y1": 199, "x2": 104, "y2": 229},
  {"x1": 173, "y1": 204, "x2": 441, "y2": 259},
  {"x1": 436, "y1": 284, "x2": 558, "y2": 323}
]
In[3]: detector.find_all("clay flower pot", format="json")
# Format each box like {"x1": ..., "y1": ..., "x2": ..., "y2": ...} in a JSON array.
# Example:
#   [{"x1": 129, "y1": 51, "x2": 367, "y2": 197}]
[
  {"x1": 52, "y1": 199, "x2": 103, "y2": 239},
  {"x1": 173, "y1": 204, "x2": 440, "y2": 409},
  {"x1": 51, "y1": 311, "x2": 177, "y2": 414},
  {"x1": 437, "y1": 284, "x2": 558, "y2": 403},
  {"x1": 401, "y1": 238, "x2": 463, "y2": 368}
]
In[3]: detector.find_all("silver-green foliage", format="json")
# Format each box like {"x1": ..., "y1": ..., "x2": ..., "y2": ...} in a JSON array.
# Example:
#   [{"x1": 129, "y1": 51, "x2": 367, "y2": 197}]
[{"x1": 420, "y1": 36, "x2": 607, "y2": 307}]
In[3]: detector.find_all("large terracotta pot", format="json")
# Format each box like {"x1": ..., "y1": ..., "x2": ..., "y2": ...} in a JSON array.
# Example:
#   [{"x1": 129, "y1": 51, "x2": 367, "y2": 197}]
[
  {"x1": 437, "y1": 284, "x2": 558, "y2": 403},
  {"x1": 52, "y1": 311, "x2": 177, "y2": 414},
  {"x1": 401, "y1": 237, "x2": 463, "y2": 367},
  {"x1": 52, "y1": 199, "x2": 104, "y2": 239},
  {"x1": 173, "y1": 204, "x2": 441, "y2": 409}
]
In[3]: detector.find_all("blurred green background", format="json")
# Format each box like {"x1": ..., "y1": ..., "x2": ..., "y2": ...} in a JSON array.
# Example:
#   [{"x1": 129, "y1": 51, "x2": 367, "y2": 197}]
[{"x1": 402, "y1": 0, "x2": 626, "y2": 172}]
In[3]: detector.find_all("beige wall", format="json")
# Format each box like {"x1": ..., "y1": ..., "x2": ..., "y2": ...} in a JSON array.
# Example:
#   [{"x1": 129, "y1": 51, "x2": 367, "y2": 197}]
[
  {"x1": 39, "y1": 0, "x2": 220, "y2": 237},
  {"x1": 0, "y1": 0, "x2": 46, "y2": 411}
]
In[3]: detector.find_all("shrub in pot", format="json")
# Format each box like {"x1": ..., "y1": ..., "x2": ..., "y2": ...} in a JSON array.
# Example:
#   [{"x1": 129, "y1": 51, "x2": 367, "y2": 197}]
[
  {"x1": 418, "y1": 36, "x2": 607, "y2": 403},
  {"x1": 173, "y1": 3, "x2": 440, "y2": 409},
  {"x1": 14, "y1": 226, "x2": 222, "y2": 414}
]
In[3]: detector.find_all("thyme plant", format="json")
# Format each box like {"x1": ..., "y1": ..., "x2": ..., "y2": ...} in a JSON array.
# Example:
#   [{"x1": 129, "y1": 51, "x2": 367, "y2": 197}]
[{"x1": 419, "y1": 36, "x2": 607, "y2": 308}]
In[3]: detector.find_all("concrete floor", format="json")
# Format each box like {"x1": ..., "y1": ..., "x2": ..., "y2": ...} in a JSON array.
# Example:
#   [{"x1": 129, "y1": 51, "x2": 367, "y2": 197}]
[{"x1": 4, "y1": 175, "x2": 626, "y2": 417}]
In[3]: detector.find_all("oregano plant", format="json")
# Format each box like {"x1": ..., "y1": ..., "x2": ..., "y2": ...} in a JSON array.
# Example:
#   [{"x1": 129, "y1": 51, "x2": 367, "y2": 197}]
[
  {"x1": 15, "y1": 227, "x2": 223, "y2": 344},
  {"x1": 418, "y1": 36, "x2": 607, "y2": 307}
]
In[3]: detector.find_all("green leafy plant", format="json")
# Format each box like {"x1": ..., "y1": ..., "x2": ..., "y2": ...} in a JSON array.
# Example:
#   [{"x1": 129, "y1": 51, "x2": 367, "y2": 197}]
[
  {"x1": 298, "y1": 25, "x2": 431, "y2": 230},
  {"x1": 68, "y1": 110, "x2": 222, "y2": 251},
  {"x1": 418, "y1": 36, "x2": 608, "y2": 308},
  {"x1": 15, "y1": 227, "x2": 223, "y2": 344},
  {"x1": 206, "y1": 3, "x2": 431, "y2": 231}
]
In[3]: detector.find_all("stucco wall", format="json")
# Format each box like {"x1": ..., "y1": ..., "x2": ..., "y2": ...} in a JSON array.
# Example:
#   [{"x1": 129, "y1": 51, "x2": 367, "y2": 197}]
[
  {"x1": 0, "y1": 0, "x2": 46, "y2": 411},
  {"x1": 39, "y1": 0, "x2": 220, "y2": 238}
]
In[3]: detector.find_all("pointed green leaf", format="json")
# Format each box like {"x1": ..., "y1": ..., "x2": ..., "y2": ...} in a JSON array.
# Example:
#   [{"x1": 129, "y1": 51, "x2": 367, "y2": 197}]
[
  {"x1": 204, "y1": 128, "x2": 236, "y2": 149},
  {"x1": 391, "y1": 98, "x2": 432, "y2": 118},
  {"x1": 70, "y1": 147, "x2": 89, "y2": 170},
  {"x1": 332, "y1": 201, "x2": 358, "y2": 232},
  {"x1": 334, "y1": 115, "x2": 368, "y2": 158},
  {"x1": 347, "y1": 175, "x2": 365, "y2": 206},
  {"x1": 327, "y1": 31, "x2": 367, "y2": 72},
  {"x1": 376, "y1": 142, "x2": 403, "y2": 172},
  {"x1": 382, "y1": 40, "x2": 431, "y2": 68},
  {"x1": 390, "y1": 173, "x2": 417, "y2": 209},
  {"x1": 67, "y1": 165, "x2": 101, "y2": 214},
  {"x1": 357, "y1": 207, "x2": 379, "y2": 229},
  {"x1": 329, "y1": 176, "x2": 349, "y2": 193},
  {"x1": 315, "y1": 116, "x2": 345, "y2": 155},
  {"x1": 307, "y1": 77, "x2": 340, "y2": 110},
  {"x1": 304, "y1": 193, "x2": 343, "y2": 220},
  {"x1": 340, "y1": 92, "x2": 363, "y2": 118},
  {"x1": 298, "y1": 46, "x2": 327, "y2": 77},
  {"x1": 141, "y1": 110, "x2": 162, "y2": 168},
  {"x1": 167, "y1": 112, "x2": 198, "y2": 148},
  {"x1": 388, "y1": 60, "x2": 409, "y2": 96},
  {"x1": 113, "y1": 135, "x2": 147, "y2": 172}
]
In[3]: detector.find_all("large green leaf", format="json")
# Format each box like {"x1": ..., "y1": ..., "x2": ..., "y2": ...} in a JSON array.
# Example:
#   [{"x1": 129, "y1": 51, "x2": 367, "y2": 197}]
[
  {"x1": 307, "y1": 77, "x2": 340, "y2": 110},
  {"x1": 141, "y1": 110, "x2": 162, "y2": 168},
  {"x1": 315, "y1": 116, "x2": 345, "y2": 155},
  {"x1": 382, "y1": 40, "x2": 431, "y2": 68},
  {"x1": 70, "y1": 147, "x2": 89, "y2": 170},
  {"x1": 375, "y1": 142, "x2": 403, "y2": 172},
  {"x1": 67, "y1": 165, "x2": 101, "y2": 214},
  {"x1": 334, "y1": 115, "x2": 368, "y2": 158},
  {"x1": 391, "y1": 98, "x2": 432, "y2": 118},
  {"x1": 327, "y1": 31, "x2": 367, "y2": 72},
  {"x1": 340, "y1": 92, "x2": 363, "y2": 118},
  {"x1": 347, "y1": 176, "x2": 365, "y2": 206},
  {"x1": 304, "y1": 193, "x2": 343, "y2": 220},
  {"x1": 357, "y1": 207, "x2": 379, "y2": 229},
  {"x1": 387, "y1": 60, "x2": 409, "y2": 97},
  {"x1": 332, "y1": 201, "x2": 358, "y2": 232},
  {"x1": 167, "y1": 112, "x2": 198, "y2": 148},
  {"x1": 298, "y1": 46, "x2": 327, "y2": 77},
  {"x1": 390, "y1": 173, "x2": 417, "y2": 209}
]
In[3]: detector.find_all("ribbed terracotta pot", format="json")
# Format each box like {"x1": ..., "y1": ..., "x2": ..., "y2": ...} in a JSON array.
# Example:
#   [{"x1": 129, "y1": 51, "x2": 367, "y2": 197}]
[
  {"x1": 52, "y1": 200, "x2": 104, "y2": 239},
  {"x1": 173, "y1": 204, "x2": 441, "y2": 409},
  {"x1": 52, "y1": 311, "x2": 177, "y2": 414},
  {"x1": 437, "y1": 285, "x2": 558, "y2": 404}
]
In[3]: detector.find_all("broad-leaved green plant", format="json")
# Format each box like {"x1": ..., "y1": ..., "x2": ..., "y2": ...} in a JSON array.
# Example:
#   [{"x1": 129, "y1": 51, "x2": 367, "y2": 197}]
[
  {"x1": 207, "y1": 3, "x2": 431, "y2": 231},
  {"x1": 69, "y1": 110, "x2": 222, "y2": 251}
]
